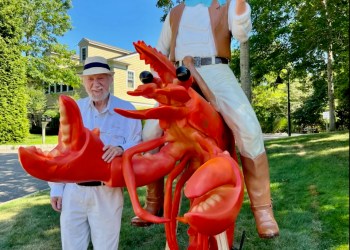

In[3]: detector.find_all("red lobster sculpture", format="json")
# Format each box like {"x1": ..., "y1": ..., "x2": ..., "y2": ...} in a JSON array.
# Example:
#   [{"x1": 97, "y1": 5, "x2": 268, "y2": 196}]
[{"x1": 18, "y1": 41, "x2": 244, "y2": 250}]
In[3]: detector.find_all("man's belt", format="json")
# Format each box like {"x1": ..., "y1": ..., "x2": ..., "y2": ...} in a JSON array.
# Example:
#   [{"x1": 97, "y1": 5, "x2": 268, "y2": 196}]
[
  {"x1": 77, "y1": 181, "x2": 105, "y2": 186},
  {"x1": 175, "y1": 56, "x2": 229, "y2": 68}
]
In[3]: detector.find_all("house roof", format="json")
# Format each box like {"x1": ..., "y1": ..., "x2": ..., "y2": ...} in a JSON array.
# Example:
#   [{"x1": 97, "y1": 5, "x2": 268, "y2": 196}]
[
  {"x1": 78, "y1": 38, "x2": 133, "y2": 55},
  {"x1": 111, "y1": 52, "x2": 138, "y2": 61}
]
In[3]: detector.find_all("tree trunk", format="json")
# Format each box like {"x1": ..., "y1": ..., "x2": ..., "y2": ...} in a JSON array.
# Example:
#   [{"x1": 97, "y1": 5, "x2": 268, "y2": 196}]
[
  {"x1": 322, "y1": 0, "x2": 336, "y2": 131},
  {"x1": 240, "y1": 40, "x2": 251, "y2": 102},
  {"x1": 327, "y1": 49, "x2": 336, "y2": 131}
]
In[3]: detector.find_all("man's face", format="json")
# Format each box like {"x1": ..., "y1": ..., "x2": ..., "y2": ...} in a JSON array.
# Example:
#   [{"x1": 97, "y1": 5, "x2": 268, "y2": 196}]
[{"x1": 83, "y1": 73, "x2": 112, "y2": 102}]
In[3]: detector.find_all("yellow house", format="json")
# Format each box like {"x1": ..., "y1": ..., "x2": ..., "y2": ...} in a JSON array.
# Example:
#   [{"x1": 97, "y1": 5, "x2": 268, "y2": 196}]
[{"x1": 46, "y1": 38, "x2": 156, "y2": 109}]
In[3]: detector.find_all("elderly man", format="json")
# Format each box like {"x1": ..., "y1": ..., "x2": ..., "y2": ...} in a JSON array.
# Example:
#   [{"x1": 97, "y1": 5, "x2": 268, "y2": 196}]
[
  {"x1": 49, "y1": 56, "x2": 142, "y2": 250},
  {"x1": 132, "y1": 0, "x2": 279, "y2": 239}
]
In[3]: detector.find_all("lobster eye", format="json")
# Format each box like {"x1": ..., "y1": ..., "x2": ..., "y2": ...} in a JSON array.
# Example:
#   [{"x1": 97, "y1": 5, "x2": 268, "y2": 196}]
[
  {"x1": 139, "y1": 71, "x2": 154, "y2": 84},
  {"x1": 176, "y1": 66, "x2": 191, "y2": 82}
]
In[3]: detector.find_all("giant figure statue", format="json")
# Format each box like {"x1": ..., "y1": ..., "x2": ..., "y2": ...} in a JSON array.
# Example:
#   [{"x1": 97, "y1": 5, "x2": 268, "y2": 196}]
[{"x1": 133, "y1": 0, "x2": 279, "y2": 240}]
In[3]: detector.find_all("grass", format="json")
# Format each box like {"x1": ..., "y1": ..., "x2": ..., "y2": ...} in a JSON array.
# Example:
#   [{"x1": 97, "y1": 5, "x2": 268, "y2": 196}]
[
  {"x1": 0, "y1": 131, "x2": 348, "y2": 249},
  {"x1": 2, "y1": 134, "x2": 58, "y2": 145}
]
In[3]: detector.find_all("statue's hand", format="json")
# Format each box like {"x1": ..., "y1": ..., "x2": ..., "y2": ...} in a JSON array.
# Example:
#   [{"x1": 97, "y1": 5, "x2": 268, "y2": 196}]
[{"x1": 235, "y1": 0, "x2": 247, "y2": 15}]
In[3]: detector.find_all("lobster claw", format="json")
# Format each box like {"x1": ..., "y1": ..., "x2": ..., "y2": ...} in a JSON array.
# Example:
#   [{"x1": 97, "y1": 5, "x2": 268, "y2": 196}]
[
  {"x1": 180, "y1": 155, "x2": 244, "y2": 236},
  {"x1": 127, "y1": 82, "x2": 191, "y2": 105},
  {"x1": 133, "y1": 41, "x2": 177, "y2": 83},
  {"x1": 18, "y1": 95, "x2": 111, "y2": 184}
]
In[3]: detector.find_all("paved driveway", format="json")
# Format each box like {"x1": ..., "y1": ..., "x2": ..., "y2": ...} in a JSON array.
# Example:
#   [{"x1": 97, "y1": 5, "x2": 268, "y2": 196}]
[{"x1": 0, "y1": 151, "x2": 48, "y2": 204}]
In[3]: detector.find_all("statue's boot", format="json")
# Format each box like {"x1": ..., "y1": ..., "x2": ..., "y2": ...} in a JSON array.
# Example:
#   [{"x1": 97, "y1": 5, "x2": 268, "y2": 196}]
[
  {"x1": 131, "y1": 178, "x2": 164, "y2": 227},
  {"x1": 241, "y1": 153, "x2": 280, "y2": 238}
]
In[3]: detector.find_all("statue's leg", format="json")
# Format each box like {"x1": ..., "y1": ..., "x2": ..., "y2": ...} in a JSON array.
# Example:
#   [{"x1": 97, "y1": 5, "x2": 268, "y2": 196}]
[
  {"x1": 241, "y1": 153, "x2": 279, "y2": 238},
  {"x1": 131, "y1": 178, "x2": 164, "y2": 227},
  {"x1": 198, "y1": 65, "x2": 279, "y2": 239}
]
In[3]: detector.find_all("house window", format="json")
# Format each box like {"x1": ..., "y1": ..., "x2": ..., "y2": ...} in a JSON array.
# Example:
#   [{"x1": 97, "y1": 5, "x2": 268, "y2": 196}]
[
  {"x1": 49, "y1": 84, "x2": 56, "y2": 93},
  {"x1": 62, "y1": 84, "x2": 67, "y2": 92},
  {"x1": 81, "y1": 47, "x2": 87, "y2": 61},
  {"x1": 46, "y1": 83, "x2": 73, "y2": 93},
  {"x1": 127, "y1": 71, "x2": 135, "y2": 88}
]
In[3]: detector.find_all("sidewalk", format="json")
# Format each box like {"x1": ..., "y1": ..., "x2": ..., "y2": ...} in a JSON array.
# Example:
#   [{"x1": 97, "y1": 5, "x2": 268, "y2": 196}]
[
  {"x1": 263, "y1": 133, "x2": 303, "y2": 141},
  {"x1": 0, "y1": 144, "x2": 56, "y2": 153},
  {"x1": 0, "y1": 133, "x2": 301, "y2": 153},
  {"x1": 263, "y1": 133, "x2": 289, "y2": 140}
]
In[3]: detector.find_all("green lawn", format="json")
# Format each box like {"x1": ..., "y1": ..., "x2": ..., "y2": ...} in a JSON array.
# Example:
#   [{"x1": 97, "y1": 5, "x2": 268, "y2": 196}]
[
  {"x1": 0, "y1": 131, "x2": 348, "y2": 250},
  {"x1": 2, "y1": 134, "x2": 58, "y2": 145}
]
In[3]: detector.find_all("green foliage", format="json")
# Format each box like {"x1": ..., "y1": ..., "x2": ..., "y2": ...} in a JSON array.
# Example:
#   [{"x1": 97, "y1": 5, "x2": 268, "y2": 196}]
[
  {"x1": 22, "y1": 0, "x2": 80, "y2": 88},
  {"x1": 43, "y1": 109, "x2": 59, "y2": 119},
  {"x1": 0, "y1": 0, "x2": 29, "y2": 143},
  {"x1": 248, "y1": 0, "x2": 294, "y2": 82},
  {"x1": 336, "y1": 102, "x2": 350, "y2": 130},
  {"x1": 252, "y1": 84, "x2": 286, "y2": 132},
  {"x1": 43, "y1": 109, "x2": 60, "y2": 135},
  {"x1": 248, "y1": 0, "x2": 349, "y2": 131},
  {"x1": 156, "y1": 0, "x2": 182, "y2": 21},
  {"x1": 293, "y1": 78, "x2": 328, "y2": 131},
  {"x1": 0, "y1": 0, "x2": 79, "y2": 142},
  {"x1": 27, "y1": 86, "x2": 47, "y2": 115}
]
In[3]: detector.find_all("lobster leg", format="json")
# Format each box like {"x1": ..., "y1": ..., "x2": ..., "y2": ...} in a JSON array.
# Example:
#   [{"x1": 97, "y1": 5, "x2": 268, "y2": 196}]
[
  {"x1": 163, "y1": 154, "x2": 191, "y2": 250},
  {"x1": 169, "y1": 159, "x2": 200, "y2": 249},
  {"x1": 122, "y1": 137, "x2": 177, "y2": 224}
]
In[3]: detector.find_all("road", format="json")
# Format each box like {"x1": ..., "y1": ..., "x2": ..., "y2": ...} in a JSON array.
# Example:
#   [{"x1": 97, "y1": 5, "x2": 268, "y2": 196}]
[{"x1": 0, "y1": 150, "x2": 49, "y2": 204}]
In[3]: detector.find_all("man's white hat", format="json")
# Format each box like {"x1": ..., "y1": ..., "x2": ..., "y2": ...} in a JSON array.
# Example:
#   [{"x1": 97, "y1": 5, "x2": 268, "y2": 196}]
[{"x1": 82, "y1": 56, "x2": 113, "y2": 76}]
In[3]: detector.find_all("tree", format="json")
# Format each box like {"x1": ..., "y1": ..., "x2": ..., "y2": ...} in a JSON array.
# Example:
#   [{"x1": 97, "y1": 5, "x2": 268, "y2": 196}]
[
  {"x1": 293, "y1": 78, "x2": 327, "y2": 132},
  {"x1": 0, "y1": 0, "x2": 29, "y2": 143},
  {"x1": 290, "y1": 0, "x2": 349, "y2": 131},
  {"x1": 27, "y1": 86, "x2": 47, "y2": 130},
  {"x1": 22, "y1": 0, "x2": 80, "y2": 88},
  {"x1": 253, "y1": 83, "x2": 286, "y2": 133},
  {"x1": 0, "y1": 0, "x2": 80, "y2": 142},
  {"x1": 248, "y1": 0, "x2": 294, "y2": 82},
  {"x1": 156, "y1": 0, "x2": 181, "y2": 21},
  {"x1": 240, "y1": 41, "x2": 252, "y2": 102},
  {"x1": 22, "y1": 0, "x2": 80, "y2": 138},
  {"x1": 246, "y1": 0, "x2": 348, "y2": 132}
]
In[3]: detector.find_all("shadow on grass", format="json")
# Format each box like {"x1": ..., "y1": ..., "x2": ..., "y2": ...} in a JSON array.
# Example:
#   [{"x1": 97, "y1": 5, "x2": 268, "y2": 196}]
[
  {"x1": 0, "y1": 191, "x2": 61, "y2": 250},
  {"x1": 259, "y1": 131, "x2": 349, "y2": 250},
  {"x1": 119, "y1": 186, "x2": 190, "y2": 250}
]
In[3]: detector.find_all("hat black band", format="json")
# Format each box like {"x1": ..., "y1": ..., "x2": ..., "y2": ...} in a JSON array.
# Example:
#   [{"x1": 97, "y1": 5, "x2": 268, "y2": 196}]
[{"x1": 84, "y1": 62, "x2": 110, "y2": 71}]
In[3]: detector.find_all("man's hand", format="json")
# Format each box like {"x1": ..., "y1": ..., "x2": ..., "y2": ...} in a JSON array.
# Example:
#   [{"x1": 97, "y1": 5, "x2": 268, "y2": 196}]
[
  {"x1": 102, "y1": 145, "x2": 124, "y2": 163},
  {"x1": 50, "y1": 196, "x2": 62, "y2": 212}
]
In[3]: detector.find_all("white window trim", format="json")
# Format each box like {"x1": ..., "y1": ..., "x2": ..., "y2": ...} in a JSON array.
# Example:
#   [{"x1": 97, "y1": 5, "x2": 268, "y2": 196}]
[
  {"x1": 127, "y1": 70, "x2": 135, "y2": 89},
  {"x1": 81, "y1": 46, "x2": 87, "y2": 61},
  {"x1": 46, "y1": 83, "x2": 73, "y2": 94}
]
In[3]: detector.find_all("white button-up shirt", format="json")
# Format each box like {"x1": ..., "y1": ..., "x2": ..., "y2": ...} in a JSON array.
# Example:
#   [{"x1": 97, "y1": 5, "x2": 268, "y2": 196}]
[
  {"x1": 49, "y1": 95, "x2": 142, "y2": 197},
  {"x1": 77, "y1": 95, "x2": 142, "y2": 150}
]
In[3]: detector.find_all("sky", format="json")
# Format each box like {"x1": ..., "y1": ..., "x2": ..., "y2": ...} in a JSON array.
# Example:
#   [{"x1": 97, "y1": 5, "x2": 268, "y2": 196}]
[{"x1": 58, "y1": 0, "x2": 165, "y2": 54}]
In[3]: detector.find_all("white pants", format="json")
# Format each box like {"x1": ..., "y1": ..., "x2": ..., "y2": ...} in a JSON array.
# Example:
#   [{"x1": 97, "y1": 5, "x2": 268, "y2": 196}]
[
  {"x1": 143, "y1": 64, "x2": 264, "y2": 159},
  {"x1": 60, "y1": 184, "x2": 124, "y2": 250}
]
